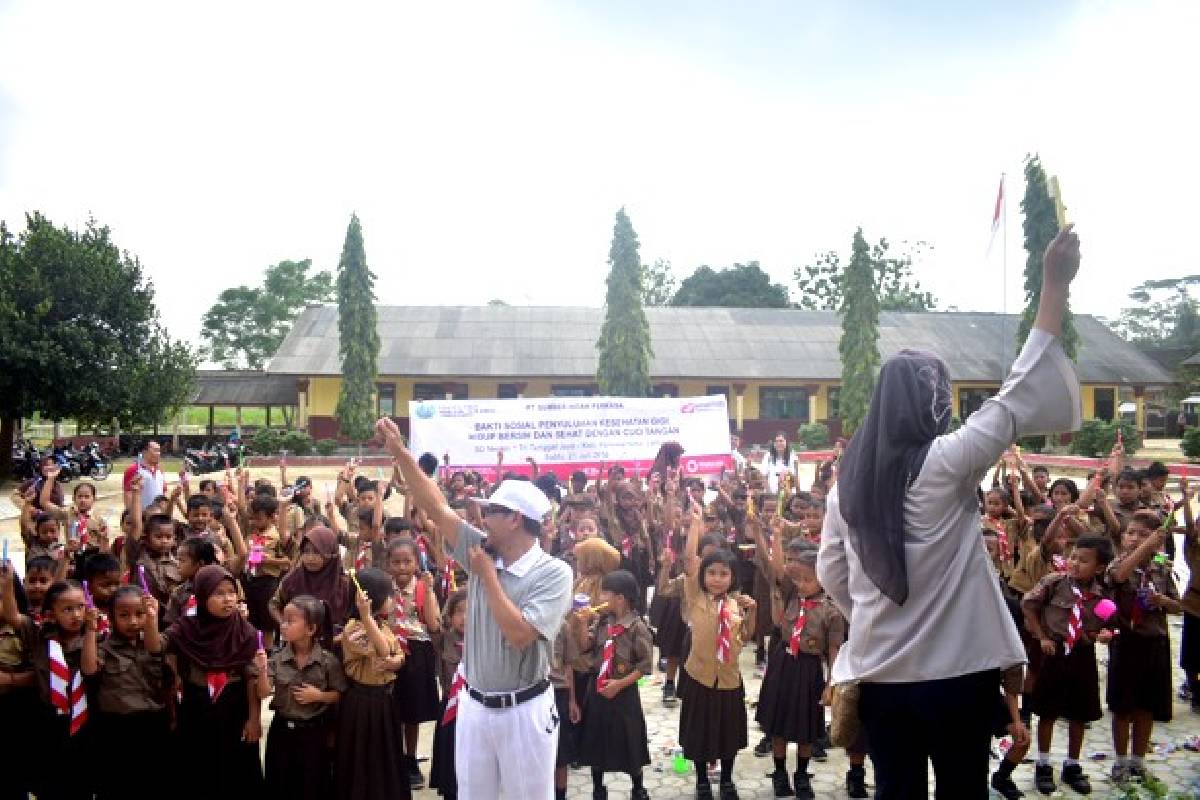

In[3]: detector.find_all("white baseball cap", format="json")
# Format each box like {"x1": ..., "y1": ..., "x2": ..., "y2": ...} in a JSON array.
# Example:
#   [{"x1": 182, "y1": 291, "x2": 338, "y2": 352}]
[{"x1": 473, "y1": 479, "x2": 552, "y2": 522}]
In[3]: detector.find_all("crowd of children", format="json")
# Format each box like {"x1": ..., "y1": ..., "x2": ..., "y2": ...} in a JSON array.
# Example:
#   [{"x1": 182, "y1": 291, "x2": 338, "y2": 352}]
[{"x1": 0, "y1": 431, "x2": 1195, "y2": 799}]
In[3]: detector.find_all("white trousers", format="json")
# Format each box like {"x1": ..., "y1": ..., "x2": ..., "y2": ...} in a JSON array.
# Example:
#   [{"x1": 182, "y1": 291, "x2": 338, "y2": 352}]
[{"x1": 454, "y1": 684, "x2": 559, "y2": 800}]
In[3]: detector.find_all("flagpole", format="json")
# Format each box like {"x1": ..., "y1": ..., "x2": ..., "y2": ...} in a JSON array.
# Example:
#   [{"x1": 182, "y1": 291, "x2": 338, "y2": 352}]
[{"x1": 1002, "y1": 171, "x2": 1007, "y2": 370}]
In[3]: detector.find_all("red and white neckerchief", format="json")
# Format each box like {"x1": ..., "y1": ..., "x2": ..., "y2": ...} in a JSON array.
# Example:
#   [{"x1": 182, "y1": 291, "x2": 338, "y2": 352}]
[
  {"x1": 247, "y1": 535, "x2": 266, "y2": 577},
  {"x1": 985, "y1": 517, "x2": 1010, "y2": 563},
  {"x1": 788, "y1": 598, "x2": 823, "y2": 657},
  {"x1": 715, "y1": 597, "x2": 732, "y2": 665},
  {"x1": 206, "y1": 670, "x2": 230, "y2": 701},
  {"x1": 596, "y1": 621, "x2": 628, "y2": 691},
  {"x1": 184, "y1": 594, "x2": 198, "y2": 617},
  {"x1": 621, "y1": 535, "x2": 632, "y2": 560},
  {"x1": 1051, "y1": 554, "x2": 1068, "y2": 573},
  {"x1": 1064, "y1": 583, "x2": 1096, "y2": 655},
  {"x1": 354, "y1": 541, "x2": 372, "y2": 572},
  {"x1": 441, "y1": 663, "x2": 466, "y2": 726},
  {"x1": 48, "y1": 640, "x2": 87, "y2": 735},
  {"x1": 95, "y1": 611, "x2": 110, "y2": 639},
  {"x1": 441, "y1": 560, "x2": 458, "y2": 597},
  {"x1": 74, "y1": 514, "x2": 91, "y2": 547},
  {"x1": 392, "y1": 589, "x2": 412, "y2": 654}
]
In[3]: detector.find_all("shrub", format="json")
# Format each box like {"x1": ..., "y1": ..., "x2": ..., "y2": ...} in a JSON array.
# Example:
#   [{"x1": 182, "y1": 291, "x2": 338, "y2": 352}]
[
  {"x1": 315, "y1": 438, "x2": 339, "y2": 456},
  {"x1": 250, "y1": 428, "x2": 282, "y2": 456},
  {"x1": 1069, "y1": 419, "x2": 1139, "y2": 458},
  {"x1": 1182, "y1": 427, "x2": 1200, "y2": 459},
  {"x1": 796, "y1": 422, "x2": 830, "y2": 450},
  {"x1": 280, "y1": 430, "x2": 314, "y2": 456},
  {"x1": 1018, "y1": 435, "x2": 1047, "y2": 454}
]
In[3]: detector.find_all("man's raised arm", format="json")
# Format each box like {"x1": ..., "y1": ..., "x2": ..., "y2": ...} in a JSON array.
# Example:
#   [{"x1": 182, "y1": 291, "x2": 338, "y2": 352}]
[{"x1": 375, "y1": 418, "x2": 463, "y2": 551}]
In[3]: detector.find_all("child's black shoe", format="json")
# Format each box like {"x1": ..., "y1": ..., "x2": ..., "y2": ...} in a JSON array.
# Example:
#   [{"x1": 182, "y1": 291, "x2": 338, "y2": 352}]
[
  {"x1": 792, "y1": 770, "x2": 814, "y2": 800},
  {"x1": 990, "y1": 771, "x2": 1024, "y2": 800},
  {"x1": 846, "y1": 765, "x2": 868, "y2": 799},
  {"x1": 770, "y1": 769, "x2": 793, "y2": 798},
  {"x1": 593, "y1": 787, "x2": 608, "y2": 800},
  {"x1": 694, "y1": 783, "x2": 714, "y2": 800},
  {"x1": 718, "y1": 782, "x2": 740, "y2": 800},
  {"x1": 631, "y1": 787, "x2": 649, "y2": 800},
  {"x1": 1034, "y1": 763, "x2": 1055, "y2": 795},
  {"x1": 810, "y1": 741, "x2": 827, "y2": 761},
  {"x1": 1061, "y1": 763, "x2": 1091, "y2": 795}
]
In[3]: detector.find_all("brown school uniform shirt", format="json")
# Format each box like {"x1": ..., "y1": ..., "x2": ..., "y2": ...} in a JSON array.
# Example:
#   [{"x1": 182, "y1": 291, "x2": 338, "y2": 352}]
[
  {"x1": 137, "y1": 552, "x2": 182, "y2": 603},
  {"x1": 268, "y1": 642, "x2": 347, "y2": 720},
  {"x1": 1105, "y1": 554, "x2": 1179, "y2": 638},
  {"x1": 248, "y1": 525, "x2": 286, "y2": 579},
  {"x1": 58, "y1": 507, "x2": 110, "y2": 550},
  {"x1": 341, "y1": 619, "x2": 399, "y2": 686},
  {"x1": 681, "y1": 575, "x2": 755, "y2": 689},
  {"x1": 1000, "y1": 663, "x2": 1024, "y2": 697},
  {"x1": 25, "y1": 539, "x2": 61, "y2": 567},
  {"x1": 438, "y1": 628, "x2": 464, "y2": 692},
  {"x1": 777, "y1": 590, "x2": 845, "y2": 659},
  {"x1": 1008, "y1": 544, "x2": 1059, "y2": 596},
  {"x1": 1021, "y1": 572, "x2": 1108, "y2": 643},
  {"x1": 94, "y1": 636, "x2": 167, "y2": 714},
  {"x1": 163, "y1": 581, "x2": 195, "y2": 629},
  {"x1": 587, "y1": 612, "x2": 653, "y2": 682},
  {"x1": 0, "y1": 620, "x2": 33, "y2": 694},
  {"x1": 550, "y1": 625, "x2": 569, "y2": 689}
]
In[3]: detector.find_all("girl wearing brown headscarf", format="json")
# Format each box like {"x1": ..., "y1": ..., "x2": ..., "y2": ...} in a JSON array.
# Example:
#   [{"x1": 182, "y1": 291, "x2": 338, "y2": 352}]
[
  {"x1": 269, "y1": 526, "x2": 353, "y2": 645},
  {"x1": 165, "y1": 565, "x2": 268, "y2": 798}
]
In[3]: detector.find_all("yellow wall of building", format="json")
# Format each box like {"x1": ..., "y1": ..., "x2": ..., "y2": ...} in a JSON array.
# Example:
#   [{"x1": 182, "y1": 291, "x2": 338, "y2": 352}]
[{"x1": 304, "y1": 375, "x2": 1120, "y2": 423}]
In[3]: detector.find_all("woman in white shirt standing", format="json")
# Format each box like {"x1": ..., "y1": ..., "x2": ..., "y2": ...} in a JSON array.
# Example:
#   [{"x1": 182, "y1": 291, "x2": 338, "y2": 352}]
[
  {"x1": 759, "y1": 432, "x2": 798, "y2": 495},
  {"x1": 817, "y1": 225, "x2": 1082, "y2": 799}
]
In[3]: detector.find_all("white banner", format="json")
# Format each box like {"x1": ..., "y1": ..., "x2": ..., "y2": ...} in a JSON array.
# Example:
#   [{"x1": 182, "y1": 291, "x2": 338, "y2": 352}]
[{"x1": 408, "y1": 395, "x2": 733, "y2": 480}]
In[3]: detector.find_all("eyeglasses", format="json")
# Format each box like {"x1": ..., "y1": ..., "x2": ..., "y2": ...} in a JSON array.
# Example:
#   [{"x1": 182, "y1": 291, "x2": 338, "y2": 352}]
[{"x1": 483, "y1": 504, "x2": 512, "y2": 517}]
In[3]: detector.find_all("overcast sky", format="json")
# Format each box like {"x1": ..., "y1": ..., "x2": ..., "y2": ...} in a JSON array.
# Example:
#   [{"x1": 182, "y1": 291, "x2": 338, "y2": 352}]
[{"x1": 1, "y1": 1, "x2": 1197, "y2": 352}]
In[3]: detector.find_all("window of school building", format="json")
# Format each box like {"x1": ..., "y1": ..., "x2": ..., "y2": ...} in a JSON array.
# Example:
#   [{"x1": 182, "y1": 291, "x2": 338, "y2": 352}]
[
  {"x1": 1093, "y1": 387, "x2": 1116, "y2": 421},
  {"x1": 551, "y1": 385, "x2": 593, "y2": 397},
  {"x1": 497, "y1": 383, "x2": 521, "y2": 399},
  {"x1": 826, "y1": 387, "x2": 841, "y2": 419},
  {"x1": 759, "y1": 387, "x2": 809, "y2": 421},
  {"x1": 377, "y1": 383, "x2": 396, "y2": 417},
  {"x1": 958, "y1": 388, "x2": 997, "y2": 419}
]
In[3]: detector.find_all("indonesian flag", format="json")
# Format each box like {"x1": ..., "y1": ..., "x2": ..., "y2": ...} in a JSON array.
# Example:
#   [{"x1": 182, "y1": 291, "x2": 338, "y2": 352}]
[
  {"x1": 987, "y1": 175, "x2": 1004, "y2": 254},
  {"x1": 48, "y1": 640, "x2": 88, "y2": 735},
  {"x1": 184, "y1": 594, "x2": 198, "y2": 617}
]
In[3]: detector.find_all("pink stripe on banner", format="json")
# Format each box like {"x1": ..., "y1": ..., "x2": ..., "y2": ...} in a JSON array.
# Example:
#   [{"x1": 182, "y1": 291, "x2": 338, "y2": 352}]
[{"x1": 450, "y1": 455, "x2": 735, "y2": 480}]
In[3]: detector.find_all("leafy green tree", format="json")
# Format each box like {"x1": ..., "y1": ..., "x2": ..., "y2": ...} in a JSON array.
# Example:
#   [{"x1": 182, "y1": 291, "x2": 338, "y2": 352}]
[
  {"x1": 1108, "y1": 275, "x2": 1200, "y2": 346},
  {"x1": 334, "y1": 214, "x2": 379, "y2": 441},
  {"x1": 641, "y1": 258, "x2": 677, "y2": 306},
  {"x1": 596, "y1": 208, "x2": 652, "y2": 397},
  {"x1": 0, "y1": 213, "x2": 197, "y2": 476},
  {"x1": 670, "y1": 261, "x2": 790, "y2": 307},
  {"x1": 201, "y1": 259, "x2": 334, "y2": 369},
  {"x1": 1016, "y1": 155, "x2": 1078, "y2": 357},
  {"x1": 795, "y1": 239, "x2": 936, "y2": 311},
  {"x1": 838, "y1": 229, "x2": 881, "y2": 436}
]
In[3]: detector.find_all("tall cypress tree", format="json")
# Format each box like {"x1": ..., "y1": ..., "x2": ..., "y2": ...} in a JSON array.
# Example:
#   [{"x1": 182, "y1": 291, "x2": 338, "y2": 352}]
[
  {"x1": 1016, "y1": 155, "x2": 1079, "y2": 357},
  {"x1": 838, "y1": 228, "x2": 880, "y2": 437},
  {"x1": 596, "y1": 208, "x2": 652, "y2": 397},
  {"x1": 334, "y1": 214, "x2": 379, "y2": 440}
]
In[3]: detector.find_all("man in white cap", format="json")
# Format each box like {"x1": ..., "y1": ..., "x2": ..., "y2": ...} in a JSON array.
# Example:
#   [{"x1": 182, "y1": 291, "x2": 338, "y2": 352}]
[{"x1": 375, "y1": 418, "x2": 573, "y2": 800}]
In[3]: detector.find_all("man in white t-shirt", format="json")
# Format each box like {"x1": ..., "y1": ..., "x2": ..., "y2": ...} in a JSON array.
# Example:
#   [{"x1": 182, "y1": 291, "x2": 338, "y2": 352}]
[{"x1": 122, "y1": 440, "x2": 166, "y2": 510}]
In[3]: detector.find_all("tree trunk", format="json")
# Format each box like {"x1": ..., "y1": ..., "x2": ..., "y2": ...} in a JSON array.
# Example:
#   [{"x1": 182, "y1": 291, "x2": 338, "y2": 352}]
[{"x1": 0, "y1": 418, "x2": 14, "y2": 479}]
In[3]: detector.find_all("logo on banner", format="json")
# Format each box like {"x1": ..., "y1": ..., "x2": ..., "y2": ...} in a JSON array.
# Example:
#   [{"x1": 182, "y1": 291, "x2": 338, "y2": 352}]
[
  {"x1": 686, "y1": 459, "x2": 698, "y2": 473},
  {"x1": 415, "y1": 404, "x2": 437, "y2": 419}
]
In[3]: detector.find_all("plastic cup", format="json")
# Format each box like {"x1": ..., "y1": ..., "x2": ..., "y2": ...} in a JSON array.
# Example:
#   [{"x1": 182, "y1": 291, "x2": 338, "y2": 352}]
[
  {"x1": 573, "y1": 593, "x2": 590, "y2": 610},
  {"x1": 672, "y1": 753, "x2": 690, "y2": 774}
]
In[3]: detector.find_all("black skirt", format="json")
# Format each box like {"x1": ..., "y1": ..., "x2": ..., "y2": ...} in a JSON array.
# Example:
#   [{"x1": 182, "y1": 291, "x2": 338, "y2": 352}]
[
  {"x1": 242, "y1": 574, "x2": 281, "y2": 632},
  {"x1": 555, "y1": 686, "x2": 579, "y2": 767},
  {"x1": 1108, "y1": 631, "x2": 1173, "y2": 721},
  {"x1": 751, "y1": 567, "x2": 774, "y2": 641},
  {"x1": 0, "y1": 689, "x2": 38, "y2": 800},
  {"x1": 1182, "y1": 611, "x2": 1200, "y2": 675},
  {"x1": 1031, "y1": 640, "x2": 1102, "y2": 723},
  {"x1": 94, "y1": 709, "x2": 170, "y2": 800},
  {"x1": 654, "y1": 594, "x2": 688, "y2": 660},
  {"x1": 29, "y1": 702, "x2": 94, "y2": 800},
  {"x1": 579, "y1": 677, "x2": 651, "y2": 773},
  {"x1": 393, "y1": 638, "x2": 440, "y2": 724},
  {"x1": 755, "y1": 643, "x2": 825, "y2": 744},
  {"x1": 176, "y1": 679, "x2": 264, "y2": 800},
  {"x1": 336, "y1": 681, "x2": 410, "y2": 800},
  {"x1": 265, "y1": 714, "x2": 334, "y2": 800},
  {"x1": 677, "y1": 669, "x2": 747, "y2": 763},
  {"x1": 429, "y1": 698, "x2": 457, "y2": 797}
]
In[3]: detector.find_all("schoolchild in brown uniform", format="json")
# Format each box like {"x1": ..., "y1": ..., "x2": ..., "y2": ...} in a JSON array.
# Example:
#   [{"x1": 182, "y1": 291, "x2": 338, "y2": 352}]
[
  {"x1": 82, "y1": 585, "x2": 169, "y2": 800},
  {"x1": 430, "y1": 589, "x2": 467, "y2": 800},
  {"x1": 243, "y1": 495, "x2": 290, "y2": 649},
  {"x1": 576, "y1": 568, "x2": 653, "y2": 800},
  {"x1": 136, "y1": 513, "x2": 182, "y2": 609},
  {"x1": 164, "y1": 537, "x2": 219, "y2": 628},
  {"x1": 1021, "y1": 534, "x2": 1115, "y2": 795},
  {"x1": 1106, "y1": 511, "x2": 1181, "y2": 785},
  {"x1": 0, "y1": 565, "x2": 37, "y2": 800},
  {"x1": 756, "y1": 539, "x2": 844, "y2": 800},
  {"x1": 265, "y1": 594, "x2": 348, "y2": 800}
]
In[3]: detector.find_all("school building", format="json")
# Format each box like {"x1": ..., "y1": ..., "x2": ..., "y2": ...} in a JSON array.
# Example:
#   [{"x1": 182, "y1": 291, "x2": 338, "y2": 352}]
[{"x1": 264, "y1": 305, "x2": 1173, "y2": 444}]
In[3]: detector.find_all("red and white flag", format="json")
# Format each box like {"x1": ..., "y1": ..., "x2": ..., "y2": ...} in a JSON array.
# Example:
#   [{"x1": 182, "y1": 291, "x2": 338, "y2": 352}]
[{"x1": 987, "y1": 175, "x2": 1005, "y2": 254}]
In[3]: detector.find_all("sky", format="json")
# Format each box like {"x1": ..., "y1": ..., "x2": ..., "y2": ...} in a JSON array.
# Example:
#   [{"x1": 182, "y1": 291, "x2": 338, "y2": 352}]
[{"x1": 0, "y1": 0, "x2": 1197, "y2": 355}]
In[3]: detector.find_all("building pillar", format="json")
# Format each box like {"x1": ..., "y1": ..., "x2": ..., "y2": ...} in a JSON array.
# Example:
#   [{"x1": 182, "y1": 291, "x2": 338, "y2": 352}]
[
  {"x1": 266, "y1": 406, "x2": 272, "y2": 429},
  {"x1": 235, "y1": 406, "x2": 243, "y2": 431},
  {"x1": 296, "y1": 380, "x2": 310, "y2": 430},
  {"x1": 207, "y1": 406, "x2": 215, "y2": 437},
  {"x1": 732, "y1": 383, "x2": 747, "y2": 433},
  {"x1": 172, "y1": 409, "x2": 182, "y2": 453},
  {"x1": 808, "y1": 395, "x2": 818, "y2": 425},
  {"x1": 1134, "y1": 385, "x2": 1146, "y2": 437}
]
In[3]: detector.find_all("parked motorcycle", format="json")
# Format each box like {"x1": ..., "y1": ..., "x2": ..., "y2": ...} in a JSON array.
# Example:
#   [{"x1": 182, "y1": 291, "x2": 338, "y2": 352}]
[
  {"x1": 76, "y1": 441, "x2": 111, "y2": 480},
  {"x1": 51, "y1": 444, "x2": 81, "y2": 483}
]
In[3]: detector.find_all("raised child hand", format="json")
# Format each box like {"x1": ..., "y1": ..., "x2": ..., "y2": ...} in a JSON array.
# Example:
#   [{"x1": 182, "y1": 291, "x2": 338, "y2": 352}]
[{"x1": 1042, "y1": 224, "x2": 1080, "y2": 289}]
